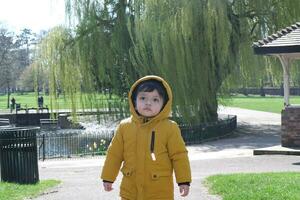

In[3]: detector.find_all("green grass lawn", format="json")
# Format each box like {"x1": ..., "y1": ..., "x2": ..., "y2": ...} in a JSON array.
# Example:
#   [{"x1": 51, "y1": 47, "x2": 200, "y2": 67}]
[
  {"x1": 2, "y1": 93, "x2": 298, "y2": 114},
  {"x1": 205, "y1": 172, "x2": 300, "y2": 200},
  {"x1": 0, "y1": 92, "x2": 120, "y2": 111},
  {"x1": 0, "y1": 180, "x2": 60, "y2": 200},
  {"x1": 222, "y1": 95, "x2": 300, "y2": 113}
]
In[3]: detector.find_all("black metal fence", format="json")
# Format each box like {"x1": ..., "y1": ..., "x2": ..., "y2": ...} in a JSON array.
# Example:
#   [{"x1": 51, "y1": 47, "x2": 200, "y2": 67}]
[
  {"x1": 0, "y1": 115, "x2": 236, "y2": 162},
  {"x1": 37, "y1": 129, "x2": 113, "y2": 160},
  {"x1": 232, "y1": 87, "x2": 300, "y2": 96},
  {"x1": 36, "y1": 115, "x2": 236, "y2": 160},
  {"x1": 180, "y1": 115, "x2": 237, "y2": 145}
]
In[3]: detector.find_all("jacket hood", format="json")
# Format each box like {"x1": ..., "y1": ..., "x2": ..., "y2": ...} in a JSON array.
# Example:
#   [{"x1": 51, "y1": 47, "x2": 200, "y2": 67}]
[{"x1": 128, "y1": 75, "x2": 173, "y2": 124}]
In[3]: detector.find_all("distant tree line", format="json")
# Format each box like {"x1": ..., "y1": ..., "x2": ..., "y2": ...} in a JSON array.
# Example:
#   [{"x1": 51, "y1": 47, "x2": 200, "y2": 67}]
[{"x1": 0, "y1": 25, "x2": 50, "y2": 108}]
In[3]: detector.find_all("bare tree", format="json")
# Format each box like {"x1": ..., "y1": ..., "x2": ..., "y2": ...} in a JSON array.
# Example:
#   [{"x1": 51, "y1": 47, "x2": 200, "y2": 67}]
[
  {"x1": 17, "y1": 28, "x2": 37, "y2": 66},
  {"x1": 0, "y1": 27, "x2": 19, "y2": 108}
]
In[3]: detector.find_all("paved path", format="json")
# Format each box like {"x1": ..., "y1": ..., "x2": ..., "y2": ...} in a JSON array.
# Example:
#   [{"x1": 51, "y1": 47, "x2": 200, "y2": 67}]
[{"x1": 34, "y1": 107, "x2": 300, "y2": 200}]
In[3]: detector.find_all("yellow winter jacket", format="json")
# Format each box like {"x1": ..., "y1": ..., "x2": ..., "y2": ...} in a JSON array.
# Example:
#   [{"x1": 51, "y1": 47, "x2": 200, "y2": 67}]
[{"x1": 101, "y1": 75, "x2": 191, "y2": 200}]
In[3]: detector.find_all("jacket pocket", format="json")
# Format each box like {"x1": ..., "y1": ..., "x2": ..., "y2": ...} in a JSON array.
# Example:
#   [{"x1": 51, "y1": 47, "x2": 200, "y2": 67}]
[
  {"x1": 146, "y1": 170, "x2": 174, "y2": 199},
  {"x1": 120, "y1": 166, "x2": 134, "y2": 177},
  {"x1": 120, "y1": 167, "x2": 136, "y2": 199},
  {"x1": 151, "y1": 171, "x2": 172, "y2": 180}
]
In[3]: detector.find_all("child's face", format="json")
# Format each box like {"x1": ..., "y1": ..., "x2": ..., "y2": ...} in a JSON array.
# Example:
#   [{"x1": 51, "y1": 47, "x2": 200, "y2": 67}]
[{"x1": 135, "y1": 89, "x2": 164, "y2": 117}]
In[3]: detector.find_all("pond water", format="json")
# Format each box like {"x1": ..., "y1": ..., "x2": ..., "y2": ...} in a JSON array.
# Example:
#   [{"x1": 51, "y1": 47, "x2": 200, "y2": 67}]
[{"x1": 37, "y1": 115, "x2": 117, "y2": 159}]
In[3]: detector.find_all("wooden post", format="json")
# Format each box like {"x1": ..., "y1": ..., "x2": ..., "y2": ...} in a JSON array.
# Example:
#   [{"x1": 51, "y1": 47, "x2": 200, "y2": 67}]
[{"x1": 278, "y1": 55, "x2": 290, "y2": 107}]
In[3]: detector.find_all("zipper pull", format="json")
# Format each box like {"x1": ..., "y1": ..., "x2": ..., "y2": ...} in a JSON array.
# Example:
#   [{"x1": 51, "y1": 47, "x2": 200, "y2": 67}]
[
  {"x1": 150, "y1": 131, "x2": 156, "y2": 161},
  {"x1": 151, "y1": 153, "x2": 156, "y2": 161}
]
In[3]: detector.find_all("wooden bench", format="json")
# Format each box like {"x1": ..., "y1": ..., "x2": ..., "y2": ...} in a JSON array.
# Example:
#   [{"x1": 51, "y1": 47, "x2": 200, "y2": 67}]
[
  {"x1": 40, "y1": 119, "x2": 58, "y2": 129},
  {"x1": 0, "y1": 118, "x2": 10, "y2": 126},
  {"x1": 40, "y1": 119, "x2": 58, "y2": 124},
  {"x1": 16, "y1": 106, "x2": 49, "y2": 114}
]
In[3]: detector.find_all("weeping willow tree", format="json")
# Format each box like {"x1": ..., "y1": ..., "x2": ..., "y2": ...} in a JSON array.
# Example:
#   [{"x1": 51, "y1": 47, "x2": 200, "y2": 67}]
[
  {"x1": 128, "y1": 0, "x2": 300, "y2": 122},
  {"x1": 129, "y1": 0, "x2": 239, "y2": 122},
  {"x1": 34, "y1": 27, "x2": 81, "y2": 117},
  {"x1": 34, "y1": 0, "x2": 136, "y2": 121},
  {"x1": 64, "y1": 0, "x2": 136, "y2": 96},
  {"x1": 226, "y1": 0, "x2": 300, "y2": 89},
  {"x1": 34, "y1": 0, "x2": 300, "y2": 124}
]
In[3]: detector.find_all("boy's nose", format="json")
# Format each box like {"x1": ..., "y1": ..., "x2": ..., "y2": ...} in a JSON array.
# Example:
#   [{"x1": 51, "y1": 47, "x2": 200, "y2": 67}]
[{"x1": 145, "y1": 100, "x2": 151, "y2": 105}]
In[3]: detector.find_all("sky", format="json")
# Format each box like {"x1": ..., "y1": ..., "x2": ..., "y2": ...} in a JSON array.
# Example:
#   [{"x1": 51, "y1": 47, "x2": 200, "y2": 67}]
[{"x1": 0, "y1": 0, "x2": 66, "y2": 33}]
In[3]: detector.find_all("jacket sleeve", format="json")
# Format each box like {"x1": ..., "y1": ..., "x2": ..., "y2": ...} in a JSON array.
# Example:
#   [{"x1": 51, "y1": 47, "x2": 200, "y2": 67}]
[
  {"x1": 100, "y1": 124, "x2": 124, "y2": 182},
  {"x1": 167, "y1": 122, "x2": 192, "y2": 184}
]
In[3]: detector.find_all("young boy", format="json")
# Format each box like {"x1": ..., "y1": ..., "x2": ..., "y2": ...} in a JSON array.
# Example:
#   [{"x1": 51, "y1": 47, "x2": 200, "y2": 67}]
[{"x1": 101, "y1": 75, "x2": 191, "y2": 200}]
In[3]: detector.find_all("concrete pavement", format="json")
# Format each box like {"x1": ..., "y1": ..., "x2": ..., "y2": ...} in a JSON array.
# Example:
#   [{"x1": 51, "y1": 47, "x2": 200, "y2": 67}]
[{"x1": 33, "y1": 107, "x2": 300, "y2": 200}]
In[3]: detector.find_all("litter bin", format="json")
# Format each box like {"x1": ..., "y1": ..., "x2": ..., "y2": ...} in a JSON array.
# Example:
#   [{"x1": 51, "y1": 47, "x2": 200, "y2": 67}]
[{"x1": 0, "y1": 127, "x2": 40, "y2": 184}]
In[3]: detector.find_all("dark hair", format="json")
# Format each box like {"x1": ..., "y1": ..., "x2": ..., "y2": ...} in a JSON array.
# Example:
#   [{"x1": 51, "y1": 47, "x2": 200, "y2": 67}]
[{"x1": 131, "y1": 80, "x2": 169, "y2": 107}]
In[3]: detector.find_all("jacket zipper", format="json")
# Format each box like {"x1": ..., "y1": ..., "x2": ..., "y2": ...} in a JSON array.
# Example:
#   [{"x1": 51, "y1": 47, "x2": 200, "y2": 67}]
[{"x1": 150, "y1": 131, "x2": 156, "y2": 161}]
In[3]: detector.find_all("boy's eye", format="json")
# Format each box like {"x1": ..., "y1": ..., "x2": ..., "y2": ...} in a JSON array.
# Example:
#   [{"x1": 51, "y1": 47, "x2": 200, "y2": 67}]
[
  {"x1": 139, "y1": 96, "x2": 145, "y2": 100},
  {"x1": 153, "y1": 98, "x2": 160, "y2": 102}
]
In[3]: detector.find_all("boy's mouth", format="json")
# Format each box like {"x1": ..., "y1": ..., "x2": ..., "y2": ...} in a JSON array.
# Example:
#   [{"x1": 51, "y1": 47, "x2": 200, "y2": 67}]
[{"x1": 144, "y1": 108, "x2": 152, "y2": 111}]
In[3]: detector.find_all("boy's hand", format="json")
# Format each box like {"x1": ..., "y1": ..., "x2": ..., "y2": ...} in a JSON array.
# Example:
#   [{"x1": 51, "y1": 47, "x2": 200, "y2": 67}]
[
  {"x1": 103, "y1": 182, "x2": 113, "y2": 191},
  {"x1": 179, "y1": 184, "x2": 190, "y2": 197}
]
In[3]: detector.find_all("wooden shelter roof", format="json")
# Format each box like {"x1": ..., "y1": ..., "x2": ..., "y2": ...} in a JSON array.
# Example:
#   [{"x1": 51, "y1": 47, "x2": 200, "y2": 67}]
[{"x1": 253, "y1": 22, "x2": 300, "y2": 56}]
